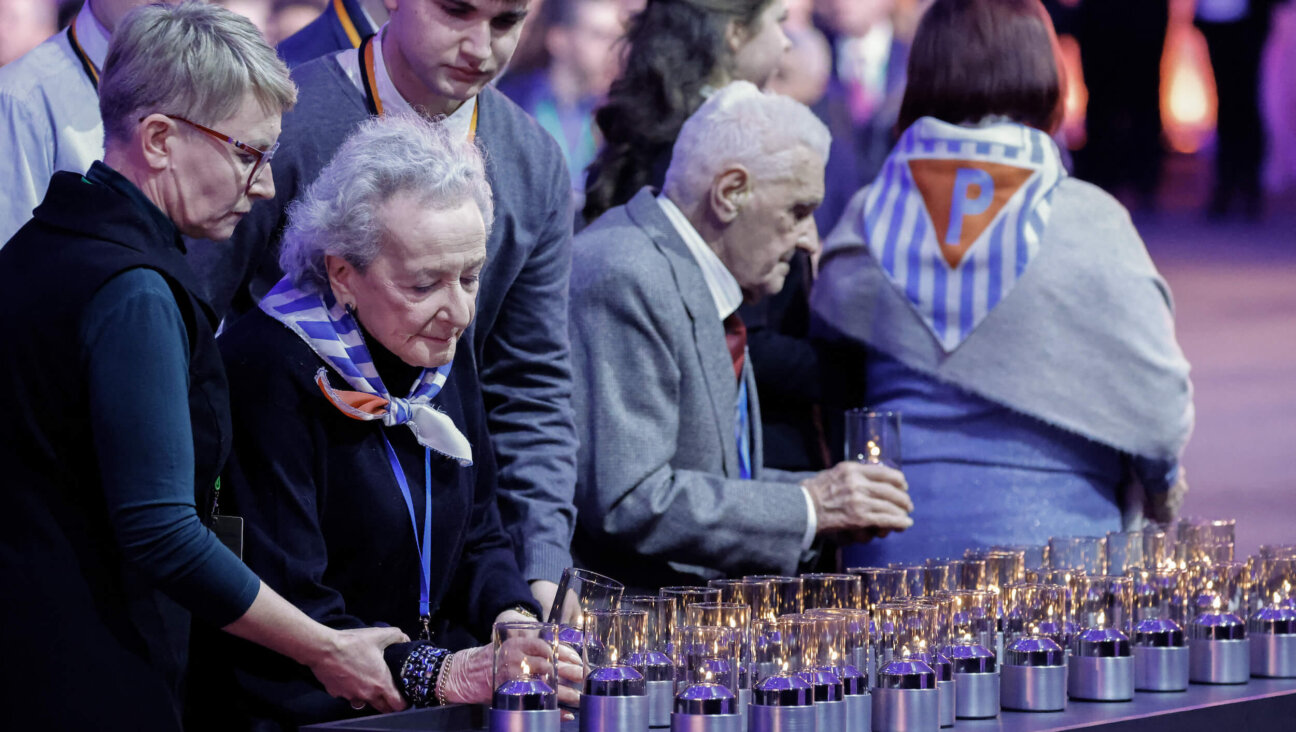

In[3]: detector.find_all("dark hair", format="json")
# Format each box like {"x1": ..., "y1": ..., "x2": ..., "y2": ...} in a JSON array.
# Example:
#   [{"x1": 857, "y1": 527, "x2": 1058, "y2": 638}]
[
  {"x1": 897, "y1": 0, "x2": 1063, "y2": 133},
  {"x1": 582, "y1": 0, "x2": 773, "y2": 222}
]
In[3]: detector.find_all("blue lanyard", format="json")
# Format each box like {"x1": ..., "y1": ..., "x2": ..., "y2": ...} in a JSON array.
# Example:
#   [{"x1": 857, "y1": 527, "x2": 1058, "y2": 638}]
[
  {"x1": 736, "y1": 379, "x2": 751, "y2": 480},
  {"x1": 379, "y1": 431, "x2": 433, "y2": 639}
]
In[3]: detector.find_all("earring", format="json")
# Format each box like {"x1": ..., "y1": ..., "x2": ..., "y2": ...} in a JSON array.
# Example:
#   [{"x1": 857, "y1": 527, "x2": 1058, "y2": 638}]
[{"x1": 345, "y1": 302, "x2": 358, "y2": 317}]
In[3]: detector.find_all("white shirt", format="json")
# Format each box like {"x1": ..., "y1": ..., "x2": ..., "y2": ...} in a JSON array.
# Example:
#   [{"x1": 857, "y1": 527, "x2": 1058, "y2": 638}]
[
  {"x1": 837, "y1": 20, "x2": 894, "y2": 100},
  {"x1": 335, "y1": 24, "x2": 476, "y2": 138},
  {"x1": 656, "y1": 195, "x2": 819, "y2": 552},
  {"x1": 0, "y1": 2, "x2": 109, "y2": 244}
]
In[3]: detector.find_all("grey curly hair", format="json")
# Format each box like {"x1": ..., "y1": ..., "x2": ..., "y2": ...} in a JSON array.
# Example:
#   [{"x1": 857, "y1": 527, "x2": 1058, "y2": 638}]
[{"x1": 279, "y1": 114, "x2": 495, "y2": 293}]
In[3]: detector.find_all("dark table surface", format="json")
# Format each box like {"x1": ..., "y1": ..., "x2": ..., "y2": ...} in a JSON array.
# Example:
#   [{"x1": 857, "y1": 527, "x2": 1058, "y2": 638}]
[{"x1": 304, "y1": 677, "x2": 1296, "y2": 731}]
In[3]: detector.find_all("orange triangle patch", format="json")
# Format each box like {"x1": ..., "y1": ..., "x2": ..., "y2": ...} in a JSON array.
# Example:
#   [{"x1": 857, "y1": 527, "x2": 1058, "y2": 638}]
[{"x1": 908, "y1": 159, "x2": 1035, "y2": 268}]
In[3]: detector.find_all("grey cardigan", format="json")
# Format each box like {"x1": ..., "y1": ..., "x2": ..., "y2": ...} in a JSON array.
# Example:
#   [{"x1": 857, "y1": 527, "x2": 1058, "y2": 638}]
[{"x1": 570, "y1": 189, "x2": 810, "y2": 589}]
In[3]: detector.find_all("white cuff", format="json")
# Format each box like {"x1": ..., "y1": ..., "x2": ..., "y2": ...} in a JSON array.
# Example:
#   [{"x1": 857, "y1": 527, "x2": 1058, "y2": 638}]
[{"x1": 800, "y1": 486, "x2": 818, "y2": 552}]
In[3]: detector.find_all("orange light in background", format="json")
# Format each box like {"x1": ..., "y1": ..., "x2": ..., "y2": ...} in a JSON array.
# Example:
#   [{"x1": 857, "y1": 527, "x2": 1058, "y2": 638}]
[
  {"x1": 1161, "y1": 21, "x2": 1218, "y2": 154},
  {"x1": 1057, "y1": 34, "x2": 1088, "y2": 150}
]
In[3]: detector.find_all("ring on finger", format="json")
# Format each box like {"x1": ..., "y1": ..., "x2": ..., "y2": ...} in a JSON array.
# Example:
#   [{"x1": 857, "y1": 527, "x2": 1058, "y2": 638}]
[{"x1": 350, "y1": 701, "x2": 366, "y2": 710}]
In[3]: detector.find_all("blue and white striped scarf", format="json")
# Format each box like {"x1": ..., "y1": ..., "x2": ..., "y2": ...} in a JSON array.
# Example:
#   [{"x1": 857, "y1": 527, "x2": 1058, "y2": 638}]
[
  {"x1": 260, "y1": 276, "x2": 473, "y2": 465},
  {"x1": 861, "y1": 117, "x2": 1066, "y2": 351}
]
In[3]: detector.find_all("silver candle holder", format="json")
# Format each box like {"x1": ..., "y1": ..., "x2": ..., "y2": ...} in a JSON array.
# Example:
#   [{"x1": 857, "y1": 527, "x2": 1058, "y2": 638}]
[
  {"x1": 489, "y1": 621, "x2": 562, "y2": 732},
  {"x1": 1131, "y1": 568, "x2": 1188, "y2": 692},
  {"x1": 1186, "y1": 562, "x2": 1250, "y2": 685},
  {"x1": 949, "y1": 589, "x2": 999, "y2": 719},
  {"x1": 581, "y1": 609, "x2": 650, "y2": 732},
  {"x1": 1067, "y1": 575, "x2": 1135, "y2": 702},
  {"x1": 747, "y1": 674, "x2": 815, "y2": 732},
  {"x1": 872, "y1": 602, "x2": 939, "y2": 732},
  {"x1": 670, "y1": 626, "x2": 742, "y2": 732},
  {"x1": 806, "y1": 608, "x2": 872, "y2": 732},
  {"x1": 623, "y1": 595, "x2": 677, "y2": 728},
  {"x1": 1001, "y1": 583, "x2": 1067, "y2": 712},
  {"x1": 1249, "y1": 556, "x2": 1296, "y2": 678},
  {"x1": 782, "y1": 613, "x2": 845, "y2": 732}
]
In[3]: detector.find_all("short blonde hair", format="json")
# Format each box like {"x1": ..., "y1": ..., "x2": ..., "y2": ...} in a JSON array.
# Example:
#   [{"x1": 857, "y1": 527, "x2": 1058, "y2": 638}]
[{"x1": 99, "y1": 2, "x2": 296, "y2": 145}]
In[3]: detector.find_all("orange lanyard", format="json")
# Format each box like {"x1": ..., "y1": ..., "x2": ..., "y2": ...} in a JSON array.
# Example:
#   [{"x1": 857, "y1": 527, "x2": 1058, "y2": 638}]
[
  {"x1": 360, "y1": 34, "x2": 478, "y2": 141},
  {"x1": 333, "y1": 0, "x2": 364, "y2": 48},
  {"x1": 67, "y1": 19, "x2": 100, "y2": 90}
]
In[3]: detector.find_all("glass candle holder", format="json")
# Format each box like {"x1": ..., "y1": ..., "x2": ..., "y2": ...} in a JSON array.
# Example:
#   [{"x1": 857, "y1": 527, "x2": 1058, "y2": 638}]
[
  {"x1": 1143, "y1": 527, "x2": 1172, "y2": 571},
  {"x1": 1249, "y1": 557, "x2": 1296, "y2": 678},
  {"x1": 876, "y1": 601, "x2": 937, "y2": 661},
  {"x1": 801, "y1": 573, "x2": 863, "y2": 610},
  {"x1": 1176, "y1": 518, "x2": 1236, "y2": 567},
  {"x1": 1048, "y1": 536, "x2": 1107, "y2": 574},
  {"x1": 752, "y1": 618, "x2": 786, "y2": 678},
  {"x1": 661, "y1": 586, "x2": 721, "y2": 640},
  {"x1": 1072, "y1": 575, "x2": 1135, "y2": 637},
  {"x1": 923, "y1": 562, "x2": 956, "y2": 595},
  {"x1": 621, "y1": 595, "x2": 675, "y2": 727},
  {"x1": 550, "y1": 567, "x2": 624, "y2": 633},
  {"x1": 846, "y1": 567, "x2": 899, "y2": 611},
  {"x1": 888, "y1": 565, "x2": 927, "y2": 598},
  {"x1": 1131, "y1": 569, "x2": 1185, "y2": 626},
  {"x1": 492, "y1": 621, "x2": 561, "y2": 711},
  {"x1": 1000, "y1": 583, "x2": 1067, "y2": 712},
  {"x1": 807, "y1": 608, "x2": 870, "y2": 672},
  {"x1": 954, "y1": 558, "x2": 988, "y2": 592},
  {"x1": 950, "y1": 590, "x2": 997, "y2": 651},
  {"x1": 687, "y1": 602, "x2": 753, "y2": 691},
  {"x1": 744, "y1": 575, "x2": 804, "y2": 618},
  {"x1": 676, "y1": 625, "x2": 741, "y2": 693},
  {"x1": 1105, "y1": 532, "x2": 1146, "y2": 576},
  {"x1": 1186, "y1": 561, "x2": 1248, "y2": 618},
  {"x1": 844, "y1": 408, "x2": 901, "y2": 468},
  {"x1": 582, "y1": 609, "x2": 648, "y2": 693},
  {"x1": 1004, "y1": 583, "x2": 1067, "y2": 649},
  {"x1": 991, "y1": 545, "x2": 1049, "y2": 571},
  {"x1": 710, "y1": 578, "x2": 775, "y2": 624}
]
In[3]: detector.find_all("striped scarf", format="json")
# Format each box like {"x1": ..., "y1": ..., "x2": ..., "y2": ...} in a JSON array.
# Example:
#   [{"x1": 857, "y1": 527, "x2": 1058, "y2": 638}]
[
  {"x1": 259, "y1": 277, "x2": 473, "y2": 465},
  {"x1": 861, "y1": 117, "x2": 1066, "y2": 351}
]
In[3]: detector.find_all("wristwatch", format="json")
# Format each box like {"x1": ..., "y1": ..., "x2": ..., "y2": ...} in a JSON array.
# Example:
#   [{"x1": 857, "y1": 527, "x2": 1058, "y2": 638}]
[{"x1": 508, "y1": 604, "x2": 539, "y2": 620}]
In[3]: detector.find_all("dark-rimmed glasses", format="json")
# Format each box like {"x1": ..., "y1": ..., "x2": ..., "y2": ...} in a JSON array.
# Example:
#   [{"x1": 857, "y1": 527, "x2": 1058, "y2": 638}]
[{"x1": 161, "y1": 114, "x2": 279, "y2": 193}]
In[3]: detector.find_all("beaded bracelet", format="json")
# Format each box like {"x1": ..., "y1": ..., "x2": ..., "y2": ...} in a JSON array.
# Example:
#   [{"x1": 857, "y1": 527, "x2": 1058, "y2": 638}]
[{"x1": 399, "y1": 644, "x2": 451, "y2": 706}]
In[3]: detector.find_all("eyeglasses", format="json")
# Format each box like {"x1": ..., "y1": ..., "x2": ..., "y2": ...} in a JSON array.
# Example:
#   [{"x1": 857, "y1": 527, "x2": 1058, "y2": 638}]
[{"x1": 162, "y1": 114, "x2": 279, "y2": 193}]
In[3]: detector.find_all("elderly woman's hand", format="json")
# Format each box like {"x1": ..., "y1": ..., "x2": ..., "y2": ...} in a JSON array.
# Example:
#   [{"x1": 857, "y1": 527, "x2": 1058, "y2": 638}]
[{"x1": 438, "y1": 637, "x2": 584, "y2": 709}]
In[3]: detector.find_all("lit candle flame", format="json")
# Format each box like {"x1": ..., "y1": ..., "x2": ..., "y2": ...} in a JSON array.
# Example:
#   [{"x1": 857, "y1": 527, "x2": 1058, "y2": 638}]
[{"x1": 520, "y1": 657, "x2": 532, "y2": 679}]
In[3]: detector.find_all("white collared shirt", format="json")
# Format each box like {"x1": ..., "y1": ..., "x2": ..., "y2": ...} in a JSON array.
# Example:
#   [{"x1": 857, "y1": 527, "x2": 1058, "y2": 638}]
[
  {"x1": 335, "y1": 24, "x2": 477, "y2": 138},
  {"x1": 0, "y1": 2, "x2": 110, "y2": 244},
  {"x1": 837, "y1": 20, "x2": 894, "y2": 100},
  {"x1": 655, "y1": 194, "x2": 819, "y2": 551}
]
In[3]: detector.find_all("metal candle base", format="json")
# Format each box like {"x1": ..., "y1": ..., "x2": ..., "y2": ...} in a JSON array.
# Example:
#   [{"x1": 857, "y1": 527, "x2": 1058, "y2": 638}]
[
  {"x1": 815, "y1": 699, "x2": 846, "y2": 732},
  {"x1": 648, "y1": 681, "x2": 674, "y2": 728},
  {"x1": 953, "y1": 672, "x2": 998, "y2": 719},
  {"x1": 1134, "y1": 645, "x2": 1189, "y2": 692},
  {"x1": 670, "y1": 714, "x2": 741, "y2": 732},
  {"x1": 936, "y1": 680, "x2": 954, "y2": 728},
  {"x1": 1067, "y1": 655, "x2": 1134, "y2": 702},
  {"x1": 1251, "y1": 633, "x2": 1296, "y2": 678},
  {"x1": 491, "y1": 708, "x2": 561, "y2": 732},
  {"x1": 1189, "y1": 638, "x2": 1250, "y2": 685},
  {"x1": 872, "y1": 688, "x2": 938, "y2": 732},
  {"x1": 845, "y1": 692, "x2": 871, "y2": 732},
  {"x1": 581, "y1": 694, "x2": 650, "y2": 732},
  {"x1": 1000, "y1": 665, "x2": 1066, "y2": 712},
  {"x1": 737, "y1": 687, "x2": 751, "y2": 730},
  {"x1": 746, "y1": 705, "x2": 815, "y2": 732}
]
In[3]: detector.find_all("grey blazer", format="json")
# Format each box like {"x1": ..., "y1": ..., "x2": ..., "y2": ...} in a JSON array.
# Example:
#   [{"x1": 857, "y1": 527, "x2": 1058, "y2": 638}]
[{"x1": 570, "y1": 188, "x2": 810, "y2": 589}]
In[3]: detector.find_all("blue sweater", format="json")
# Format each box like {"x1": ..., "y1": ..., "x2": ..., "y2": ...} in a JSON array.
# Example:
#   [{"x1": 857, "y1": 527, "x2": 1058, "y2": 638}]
[{"x1": 186, "y1": 56, "x2": 578, "y2": 583}]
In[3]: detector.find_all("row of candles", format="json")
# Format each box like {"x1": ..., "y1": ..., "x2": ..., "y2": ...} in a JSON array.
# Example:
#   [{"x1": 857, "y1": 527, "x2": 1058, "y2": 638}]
[{"x1": 488, "y1": 520, "x2": 1296, "y2": 732}]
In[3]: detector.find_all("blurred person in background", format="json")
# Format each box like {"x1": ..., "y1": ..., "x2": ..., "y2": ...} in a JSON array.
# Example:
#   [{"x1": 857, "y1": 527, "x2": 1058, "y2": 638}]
[
  {"x1": 499, "y1": 0, "x2": 625, "y2": 199},
  {"x1": 812, "y1": 0, "x2": 1193, "y2": 565},
  {"x1": 0, "y1": 0, "x2": 57, "y2": 66},
  {"x1": 269, "y1": 0, "x2": 326, "y2": 44},
  {"x1": 582, "y1": 0, "x2": 792, "y2": 223},
  {"x1": 0, "y1": 4, "x2": 410, "y2": 726},
  {"x1": 277, "y1": 0, "x2": 386, "y2": 67},
  {"x1": 1196, "y1": 0, "x2": 1284, "y2": 219},
  {"x1": 1072, "y1": 0, "x2": 1168, "y2": 213},
  {"x1": 218, "y1": 0, "x2": 272, "y2": 36},
  {"x1": 0, "y1": 0, "x2": 168, "y2": 243}
]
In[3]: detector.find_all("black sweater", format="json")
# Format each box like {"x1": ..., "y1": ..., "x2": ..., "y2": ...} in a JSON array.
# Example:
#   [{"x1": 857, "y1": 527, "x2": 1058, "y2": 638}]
[{"x1": 196, "y1": 307, "x2": 535, "y2": 729}]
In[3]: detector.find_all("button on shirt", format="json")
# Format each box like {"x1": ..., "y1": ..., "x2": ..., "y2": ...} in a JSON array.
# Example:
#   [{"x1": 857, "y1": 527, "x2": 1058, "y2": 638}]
[
  {"x1": 0, "y1": 1, "x2": 110, "y2": 244},
  {"x1": 334, "y1": 25, "x2": 477, "y2": 137},
  {"x1": 655, "y1": 195, "x2": 818, "y2": 551}
]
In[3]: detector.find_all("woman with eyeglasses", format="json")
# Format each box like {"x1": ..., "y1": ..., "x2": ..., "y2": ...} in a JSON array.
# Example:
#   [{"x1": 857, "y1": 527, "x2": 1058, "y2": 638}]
[{"x1": 0, "y1": 4, "x2": 408, "y2": 727}]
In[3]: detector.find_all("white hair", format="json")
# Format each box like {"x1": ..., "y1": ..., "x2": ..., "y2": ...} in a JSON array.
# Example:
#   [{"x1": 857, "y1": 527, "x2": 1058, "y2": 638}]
[
  {"x1": 662, "y1": 81, "x2": 831, "y2": 209},
  {"x1": 279, "y1": 115, "x2": 495, "y2": 294},
  {"x1": 99, "y1": 2, "x2": 296, "y2": 145}
]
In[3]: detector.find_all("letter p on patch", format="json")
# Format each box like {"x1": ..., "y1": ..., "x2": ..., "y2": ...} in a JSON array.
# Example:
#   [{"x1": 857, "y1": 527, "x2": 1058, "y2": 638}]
[{"x1": 946, "y1": 167, "x2": 994, "y2": 246}]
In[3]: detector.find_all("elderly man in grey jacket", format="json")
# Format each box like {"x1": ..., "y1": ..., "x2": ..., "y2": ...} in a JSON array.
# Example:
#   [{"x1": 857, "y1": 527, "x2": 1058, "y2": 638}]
[{"x1": 570, "y1": 82, "x2": 914, "y2": 590}]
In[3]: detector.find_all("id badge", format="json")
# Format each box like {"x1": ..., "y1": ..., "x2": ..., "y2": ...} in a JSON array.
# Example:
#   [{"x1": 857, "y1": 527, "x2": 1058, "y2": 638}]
[{"x1": 213, "y1": 514, "x2": 245, "y2": 559}]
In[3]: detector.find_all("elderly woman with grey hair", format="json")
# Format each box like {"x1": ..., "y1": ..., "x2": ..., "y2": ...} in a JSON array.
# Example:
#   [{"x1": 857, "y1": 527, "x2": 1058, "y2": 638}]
[
  {"x1": 203, "y1": 114, "x2": 581, "y2": 729},
  {"x1": 0, "y1": 3, "x2": 409, "y2": 728}
]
